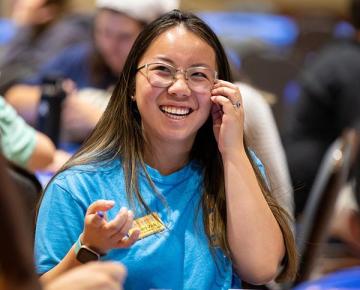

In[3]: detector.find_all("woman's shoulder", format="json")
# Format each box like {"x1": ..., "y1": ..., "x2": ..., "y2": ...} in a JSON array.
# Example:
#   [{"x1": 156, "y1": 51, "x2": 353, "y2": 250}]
[{"x1": 53, "y1": 158, "x2": 122, "y2": 183}]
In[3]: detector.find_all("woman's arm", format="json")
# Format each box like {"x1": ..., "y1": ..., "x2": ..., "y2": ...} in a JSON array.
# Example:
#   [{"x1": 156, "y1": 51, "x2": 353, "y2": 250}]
[
  {"x1": 223, "y1": 151, "x2": 285, "y2": 284},
  {"x1": 211, "y1": 80, "x2": 285, "y2": 284},
  {"x1": 0, "y1": 97, "x2": 55, "y2": 170},
  {"x1": 5, "y1": 85, "x2": 41, "y2": 125},
  {"x1": 40, "y1": 242, "x2": 87, "y2": 285},
  {"x1": 26, "y1": 131, "x2": 55, "y2": 171}
]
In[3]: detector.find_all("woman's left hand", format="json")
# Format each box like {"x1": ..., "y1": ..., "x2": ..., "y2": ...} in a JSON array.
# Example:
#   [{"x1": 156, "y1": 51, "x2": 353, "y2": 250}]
[{"x1": 211, "y1": 80, "x2": 245, "y2": 157}]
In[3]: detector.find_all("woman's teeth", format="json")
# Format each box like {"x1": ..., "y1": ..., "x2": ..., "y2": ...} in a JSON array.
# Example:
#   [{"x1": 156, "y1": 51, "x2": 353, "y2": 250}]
[{"x1": 160, "y1": 106, "x2": 191, "y2": 118}]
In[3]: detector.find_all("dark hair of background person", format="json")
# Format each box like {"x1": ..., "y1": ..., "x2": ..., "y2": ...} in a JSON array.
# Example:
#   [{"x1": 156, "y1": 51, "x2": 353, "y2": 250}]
[
  {"x1": 0, "y1": 153, "x2": 41, "y2": 290},
  {"x1": 42, "y1": 9, "x2": 297, "y2": 281}
]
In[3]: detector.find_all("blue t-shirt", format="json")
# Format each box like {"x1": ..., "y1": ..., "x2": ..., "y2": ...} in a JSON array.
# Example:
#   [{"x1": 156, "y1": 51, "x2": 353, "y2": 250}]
[{"x1": 35, "y1": 155, "x2": 266, "y2": 289}]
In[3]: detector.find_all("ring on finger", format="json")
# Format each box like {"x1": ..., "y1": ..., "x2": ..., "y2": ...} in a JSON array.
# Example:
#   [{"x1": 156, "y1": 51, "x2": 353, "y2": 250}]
[{"x1": 233, "y1": 100, "x2": 241, "y2": 109}]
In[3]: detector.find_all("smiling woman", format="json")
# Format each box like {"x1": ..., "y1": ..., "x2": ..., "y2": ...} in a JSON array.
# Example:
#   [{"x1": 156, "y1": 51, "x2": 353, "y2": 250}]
[{"x1": 34, "y1": 10, "x2": 297, "y2": 289}]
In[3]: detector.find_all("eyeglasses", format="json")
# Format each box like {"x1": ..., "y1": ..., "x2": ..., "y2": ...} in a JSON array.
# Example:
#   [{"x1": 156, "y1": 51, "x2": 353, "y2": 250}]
[{"x1": 137, "y1": 62, "x2": 218, "y2": 94}]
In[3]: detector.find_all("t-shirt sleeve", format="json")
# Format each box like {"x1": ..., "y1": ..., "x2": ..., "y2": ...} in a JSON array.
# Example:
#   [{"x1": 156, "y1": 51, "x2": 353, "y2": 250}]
[
  {"x1": 34, "y1": 177, "x2": 85, "y2": 274},
  {"x1": 248, "y1": 149, "x2": 270, "y2": 190},
  {"x1": 0, "y1": 97, "x2": 36, "y2": 167}
]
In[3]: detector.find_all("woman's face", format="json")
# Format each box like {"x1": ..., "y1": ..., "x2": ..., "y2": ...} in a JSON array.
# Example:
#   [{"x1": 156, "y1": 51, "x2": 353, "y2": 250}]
[
  {"x1": 95, "y1": 9, "x2": 143, "y2": 75},
  {"x1": 134, "y1": 25, "x2": 216, "y2": 147}
]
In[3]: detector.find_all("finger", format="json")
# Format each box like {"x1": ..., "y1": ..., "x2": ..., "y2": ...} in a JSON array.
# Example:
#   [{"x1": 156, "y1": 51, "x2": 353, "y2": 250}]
[
  {"x1": 211, "y1": 95, "x2": 238, "y2": 115},
  {"x1": 212, "y1": 80, "x2": 243, "y2": 106},
  {"x1": 105, "y1": 207, "x2": 129, "y2": 235},
  {"x1": 213, "y1": 79, "x2": 238, "y2": 89},
  {"x1": 110, "y1": 211, "x2": 135, "y2": 240},
  {"x1": 87, "y1": 200, "x2": 115, "y2": 215},
  {"x1": 211, "y1": 86, "x2": 242, "y2": 105},
  {"x1": 116, "y1": 228, "x2": 140, "y2": 248},
  {"x1": 86, "y1": 211, "x2": 106, "y2": 227}
]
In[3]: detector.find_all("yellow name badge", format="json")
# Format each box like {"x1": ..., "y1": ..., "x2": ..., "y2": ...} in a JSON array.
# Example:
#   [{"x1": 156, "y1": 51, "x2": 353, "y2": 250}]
[{"x1": 130, "y1": 213, "x2": 165, "y2": 240}]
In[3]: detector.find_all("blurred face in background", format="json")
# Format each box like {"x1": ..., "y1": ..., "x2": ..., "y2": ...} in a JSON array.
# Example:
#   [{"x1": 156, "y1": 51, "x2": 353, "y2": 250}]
[{"x1": 94, "y1": 9, "x2": 144, "y2": 75}]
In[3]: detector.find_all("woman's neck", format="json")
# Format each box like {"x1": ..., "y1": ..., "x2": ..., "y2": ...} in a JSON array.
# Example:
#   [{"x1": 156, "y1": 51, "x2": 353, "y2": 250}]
[{"x1": 143, "y1": 139, "x2": 192, "y2": 176}]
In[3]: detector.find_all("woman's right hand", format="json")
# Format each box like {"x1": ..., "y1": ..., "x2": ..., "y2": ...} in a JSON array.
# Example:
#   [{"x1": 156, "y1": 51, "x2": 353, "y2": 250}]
[{"x1": 81, "y1": 200, "x2": 140, "y2": 254}]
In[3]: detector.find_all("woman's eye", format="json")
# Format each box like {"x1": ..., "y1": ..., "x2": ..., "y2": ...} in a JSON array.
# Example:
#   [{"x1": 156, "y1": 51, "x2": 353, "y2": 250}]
[
  {"x1": 152, "y1": 65, "x2": 172, "y2": 74},
  {"x1": 190, "y1": 71, "x2": 209, "y2": 80}
]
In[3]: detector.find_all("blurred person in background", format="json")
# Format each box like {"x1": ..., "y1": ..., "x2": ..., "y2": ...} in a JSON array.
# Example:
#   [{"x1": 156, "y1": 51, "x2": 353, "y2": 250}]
[
  {"x1": 5, "y1": 0, "x2": 179, "y2": 143},
  {"x1": 284, "y1": 0, "x2": 360, "y2": 217},
  {"x1": 0, "y1": 0, "x2": 91, "y2": 94},
  {"x1": 0, "y1": 96, "x2": 71, "y2": 172}
]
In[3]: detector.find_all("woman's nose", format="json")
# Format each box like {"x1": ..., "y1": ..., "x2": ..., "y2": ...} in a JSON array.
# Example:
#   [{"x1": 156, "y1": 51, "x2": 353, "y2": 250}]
[{"x1": 167, "y1": 75, "x2": 191, "y2": 97}]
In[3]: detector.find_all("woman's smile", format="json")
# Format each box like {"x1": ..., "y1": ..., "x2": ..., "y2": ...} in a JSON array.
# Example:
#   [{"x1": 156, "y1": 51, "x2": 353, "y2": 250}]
[{"x1": 159, "y1": 105, "x2": 193, "y2": 120}]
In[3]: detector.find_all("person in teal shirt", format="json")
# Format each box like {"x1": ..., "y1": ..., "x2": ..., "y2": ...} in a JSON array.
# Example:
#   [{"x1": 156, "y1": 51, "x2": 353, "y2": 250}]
[{"x1": 35, "y1": 10, "x2": 297, "y2": 289}]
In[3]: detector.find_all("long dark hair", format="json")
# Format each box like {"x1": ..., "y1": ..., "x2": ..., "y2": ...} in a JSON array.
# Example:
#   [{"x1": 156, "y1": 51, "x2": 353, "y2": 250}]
[{"x1": 56, "y1": 10, "x2": 296, "y2": 281}]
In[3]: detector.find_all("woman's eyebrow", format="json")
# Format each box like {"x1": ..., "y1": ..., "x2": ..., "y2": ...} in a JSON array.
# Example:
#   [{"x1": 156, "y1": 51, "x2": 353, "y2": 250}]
[
  {"x1": 189, "y1": 63, "x2": 212, "y2": 68},
  {"x1": 153, "y1": 56, "x2": 175, "y2": 65},
  {"x1": 152, "y1": 56, "x2": 212, "y2": 68}
]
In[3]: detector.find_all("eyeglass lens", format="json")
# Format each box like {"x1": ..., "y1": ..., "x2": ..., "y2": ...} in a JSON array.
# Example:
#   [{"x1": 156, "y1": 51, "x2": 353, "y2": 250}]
[{"x1": 146, "y1": 63, "x2": 216, "y2": 93}]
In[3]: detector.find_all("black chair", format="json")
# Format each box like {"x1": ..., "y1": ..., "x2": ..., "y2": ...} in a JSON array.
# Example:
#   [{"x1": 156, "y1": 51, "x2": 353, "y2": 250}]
[{"x1": 293, "y1": 129, "x2": 360, "y2": 285}]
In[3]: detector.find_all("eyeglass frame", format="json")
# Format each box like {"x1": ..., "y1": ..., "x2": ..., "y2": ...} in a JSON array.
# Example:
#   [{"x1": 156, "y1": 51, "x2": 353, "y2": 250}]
[{"x1": 136, "y1": 62, "x2": 218, "y2": 92}]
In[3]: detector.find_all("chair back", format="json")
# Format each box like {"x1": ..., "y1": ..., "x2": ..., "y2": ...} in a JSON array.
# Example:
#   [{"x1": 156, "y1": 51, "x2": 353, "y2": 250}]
[{"x1": 294, "y1": 129, "x2": 360, "y2": 285}]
